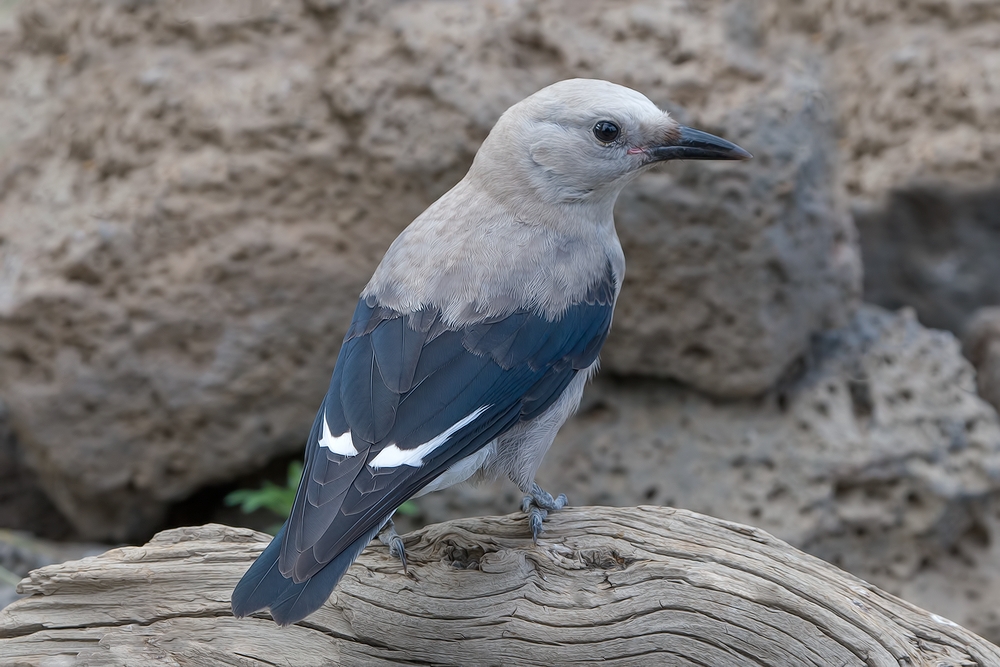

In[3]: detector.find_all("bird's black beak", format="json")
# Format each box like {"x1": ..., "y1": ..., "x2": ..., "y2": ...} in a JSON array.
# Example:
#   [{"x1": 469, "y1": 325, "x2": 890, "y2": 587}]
[{"x1": 649, "y1": 126, "x2": 752, "y2": 161}]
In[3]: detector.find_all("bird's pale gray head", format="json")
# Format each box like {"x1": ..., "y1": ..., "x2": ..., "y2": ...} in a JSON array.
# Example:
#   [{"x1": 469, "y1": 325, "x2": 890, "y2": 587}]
[{"x1": 471, "y1": 78, "x2": 750, "y2": 206}]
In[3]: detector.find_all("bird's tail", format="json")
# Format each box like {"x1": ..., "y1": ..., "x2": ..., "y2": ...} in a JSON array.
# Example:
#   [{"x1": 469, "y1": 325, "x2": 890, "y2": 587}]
[{"x1": 231, "y1": 522, "x2": 380, "y2": 626}]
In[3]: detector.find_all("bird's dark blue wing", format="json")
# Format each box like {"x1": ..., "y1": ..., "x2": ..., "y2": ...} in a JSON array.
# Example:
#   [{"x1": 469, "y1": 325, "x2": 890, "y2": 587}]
[{"x1": 233, "y1": 263, "x2": 616, "y2": 622}]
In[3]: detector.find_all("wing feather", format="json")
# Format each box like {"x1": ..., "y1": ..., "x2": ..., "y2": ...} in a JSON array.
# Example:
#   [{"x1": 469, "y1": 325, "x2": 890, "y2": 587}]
[{"x1": 271, "y1": 263, "x2": 616, "y2": 590}]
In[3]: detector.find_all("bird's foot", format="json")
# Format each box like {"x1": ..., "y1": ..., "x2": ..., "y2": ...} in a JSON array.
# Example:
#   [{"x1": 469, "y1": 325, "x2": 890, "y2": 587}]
[
  {"x1": 377, "y1": 518, "x2": 408, "y2": 573},
  {"x1": 521, "y1": 482, "x2": 568, "y2": 544}
]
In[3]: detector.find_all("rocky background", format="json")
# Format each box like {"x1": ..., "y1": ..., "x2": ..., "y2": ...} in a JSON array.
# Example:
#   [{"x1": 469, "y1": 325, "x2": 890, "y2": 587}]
[{"x1": 0, "y1": 0, "x2": 999, "y2": 643}]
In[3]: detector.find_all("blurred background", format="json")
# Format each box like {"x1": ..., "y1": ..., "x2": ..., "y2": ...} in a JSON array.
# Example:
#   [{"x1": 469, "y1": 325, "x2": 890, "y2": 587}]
[{"x1": 1, "y1": 0, "x2": 999, "y2": 642}]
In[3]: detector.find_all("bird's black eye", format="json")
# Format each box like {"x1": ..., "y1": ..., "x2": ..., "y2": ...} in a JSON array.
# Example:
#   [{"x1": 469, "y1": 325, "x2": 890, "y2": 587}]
[{"x1": 593, "y1": 120, "x2": 620, "y2": 143}]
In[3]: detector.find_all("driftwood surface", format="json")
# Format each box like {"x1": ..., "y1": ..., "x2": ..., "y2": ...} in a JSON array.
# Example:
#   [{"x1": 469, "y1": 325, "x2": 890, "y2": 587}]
[{"x1": 1, "y1": 506, "x2": 997, "y2": 666}]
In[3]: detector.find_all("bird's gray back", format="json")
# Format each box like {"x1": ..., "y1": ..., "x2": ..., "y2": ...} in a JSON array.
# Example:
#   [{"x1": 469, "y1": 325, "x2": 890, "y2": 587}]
[{"x1": 363, "y1": 176, "x2": 625, "y2": 325}]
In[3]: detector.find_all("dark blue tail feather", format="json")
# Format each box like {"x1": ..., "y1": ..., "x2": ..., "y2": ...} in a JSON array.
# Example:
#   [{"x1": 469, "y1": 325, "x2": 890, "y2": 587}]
[{"x1": 231, "y1": 522, "x2": 381, "y2": 626}]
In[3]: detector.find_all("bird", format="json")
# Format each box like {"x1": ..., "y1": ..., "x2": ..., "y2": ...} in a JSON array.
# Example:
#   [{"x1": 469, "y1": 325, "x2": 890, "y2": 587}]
[{"x1": 231, "y1": 78, "x2": 750, "y2": 626}]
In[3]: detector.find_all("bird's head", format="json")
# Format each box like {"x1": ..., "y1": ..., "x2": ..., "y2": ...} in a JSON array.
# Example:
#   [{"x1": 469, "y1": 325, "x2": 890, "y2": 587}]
[{"x1": 470, "y1": 78, "x2": 750, "y2": 209}]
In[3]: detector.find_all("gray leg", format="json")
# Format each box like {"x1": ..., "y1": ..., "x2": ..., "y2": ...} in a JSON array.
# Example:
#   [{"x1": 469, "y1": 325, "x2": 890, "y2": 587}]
[
  {"x1": 377, "y1": 518, "x2": 407, "y2": 573},
  {"x1": 521, "y1": 482, "x2": 568, "y2": 543}
]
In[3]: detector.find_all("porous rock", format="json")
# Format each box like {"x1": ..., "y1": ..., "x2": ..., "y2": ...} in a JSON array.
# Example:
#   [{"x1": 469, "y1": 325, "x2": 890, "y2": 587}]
[
  {"x1": 964, "y1": 307, "x2": 1000, "y2": 414},
  {"x1": 0, "y1": 0, "x2": 857, "y2": 540},
  {"x1": 764, "y1": 0, "x2": 1000, "y2": 332}
]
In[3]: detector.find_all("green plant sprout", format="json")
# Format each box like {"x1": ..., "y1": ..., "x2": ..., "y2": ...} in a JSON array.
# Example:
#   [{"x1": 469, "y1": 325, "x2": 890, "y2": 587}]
[
  {"x1": 226, "y1": 461, "x2": 419, "y2": 534},
  {"x1": 225, "y1": 461, "x2": 304, "y2": 519}
]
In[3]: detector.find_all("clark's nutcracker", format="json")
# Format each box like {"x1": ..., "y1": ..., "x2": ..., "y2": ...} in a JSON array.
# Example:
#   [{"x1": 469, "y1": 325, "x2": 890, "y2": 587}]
[{"x1": 231, "y1": 78, "x2": 750, "y2": 625}]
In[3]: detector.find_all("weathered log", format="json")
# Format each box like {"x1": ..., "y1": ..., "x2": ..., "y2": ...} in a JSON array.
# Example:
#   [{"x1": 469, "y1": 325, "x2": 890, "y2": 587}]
[{"x1": 1, "y1": 506, "x2": 997, "y2": 666}]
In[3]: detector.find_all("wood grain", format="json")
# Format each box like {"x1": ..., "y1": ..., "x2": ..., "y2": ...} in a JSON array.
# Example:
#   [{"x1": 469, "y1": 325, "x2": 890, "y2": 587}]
[{"x1": 1, "y1": 506, "x2": 997, "y2": 666}]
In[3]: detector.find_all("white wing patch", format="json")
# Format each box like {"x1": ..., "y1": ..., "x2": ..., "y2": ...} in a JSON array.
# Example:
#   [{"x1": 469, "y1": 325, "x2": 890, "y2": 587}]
[
  {"x1": 319, "y1": 413, "x2": 358, "y2": 457},
  {"x1": 368, "y1": 406, "x2": 490, "y2": 469}
]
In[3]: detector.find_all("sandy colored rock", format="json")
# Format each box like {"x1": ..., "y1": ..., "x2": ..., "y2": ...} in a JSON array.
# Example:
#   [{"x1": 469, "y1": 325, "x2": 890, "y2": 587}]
[
  {"x1": 964, "y1": 307, "x2": 1000, "y2": 414},
  {"x1": 414, "y1": 306, "x2": 1000, "y2": 643},
  {"x1": 0, "y1": 0, "x2": 858, "y2": 540},
  {"x1": 798, "y1": 1, "x2": 999, "y2": 200},
  {"x1": 760, "y1": 0, "x2": 1000, "y2": 333}
]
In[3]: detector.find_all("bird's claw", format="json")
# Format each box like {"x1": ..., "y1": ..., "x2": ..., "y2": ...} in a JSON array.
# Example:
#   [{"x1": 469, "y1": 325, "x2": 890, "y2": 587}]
[
  {"x1": 527, "y1": 506, "x2": 547, "y2": 543},
  {"x1": 378, "y1": 519, "x2": 408, "y2": 573},
  {"x1": 521, "y1": 483, "x2": 568, "y2": 543}
]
